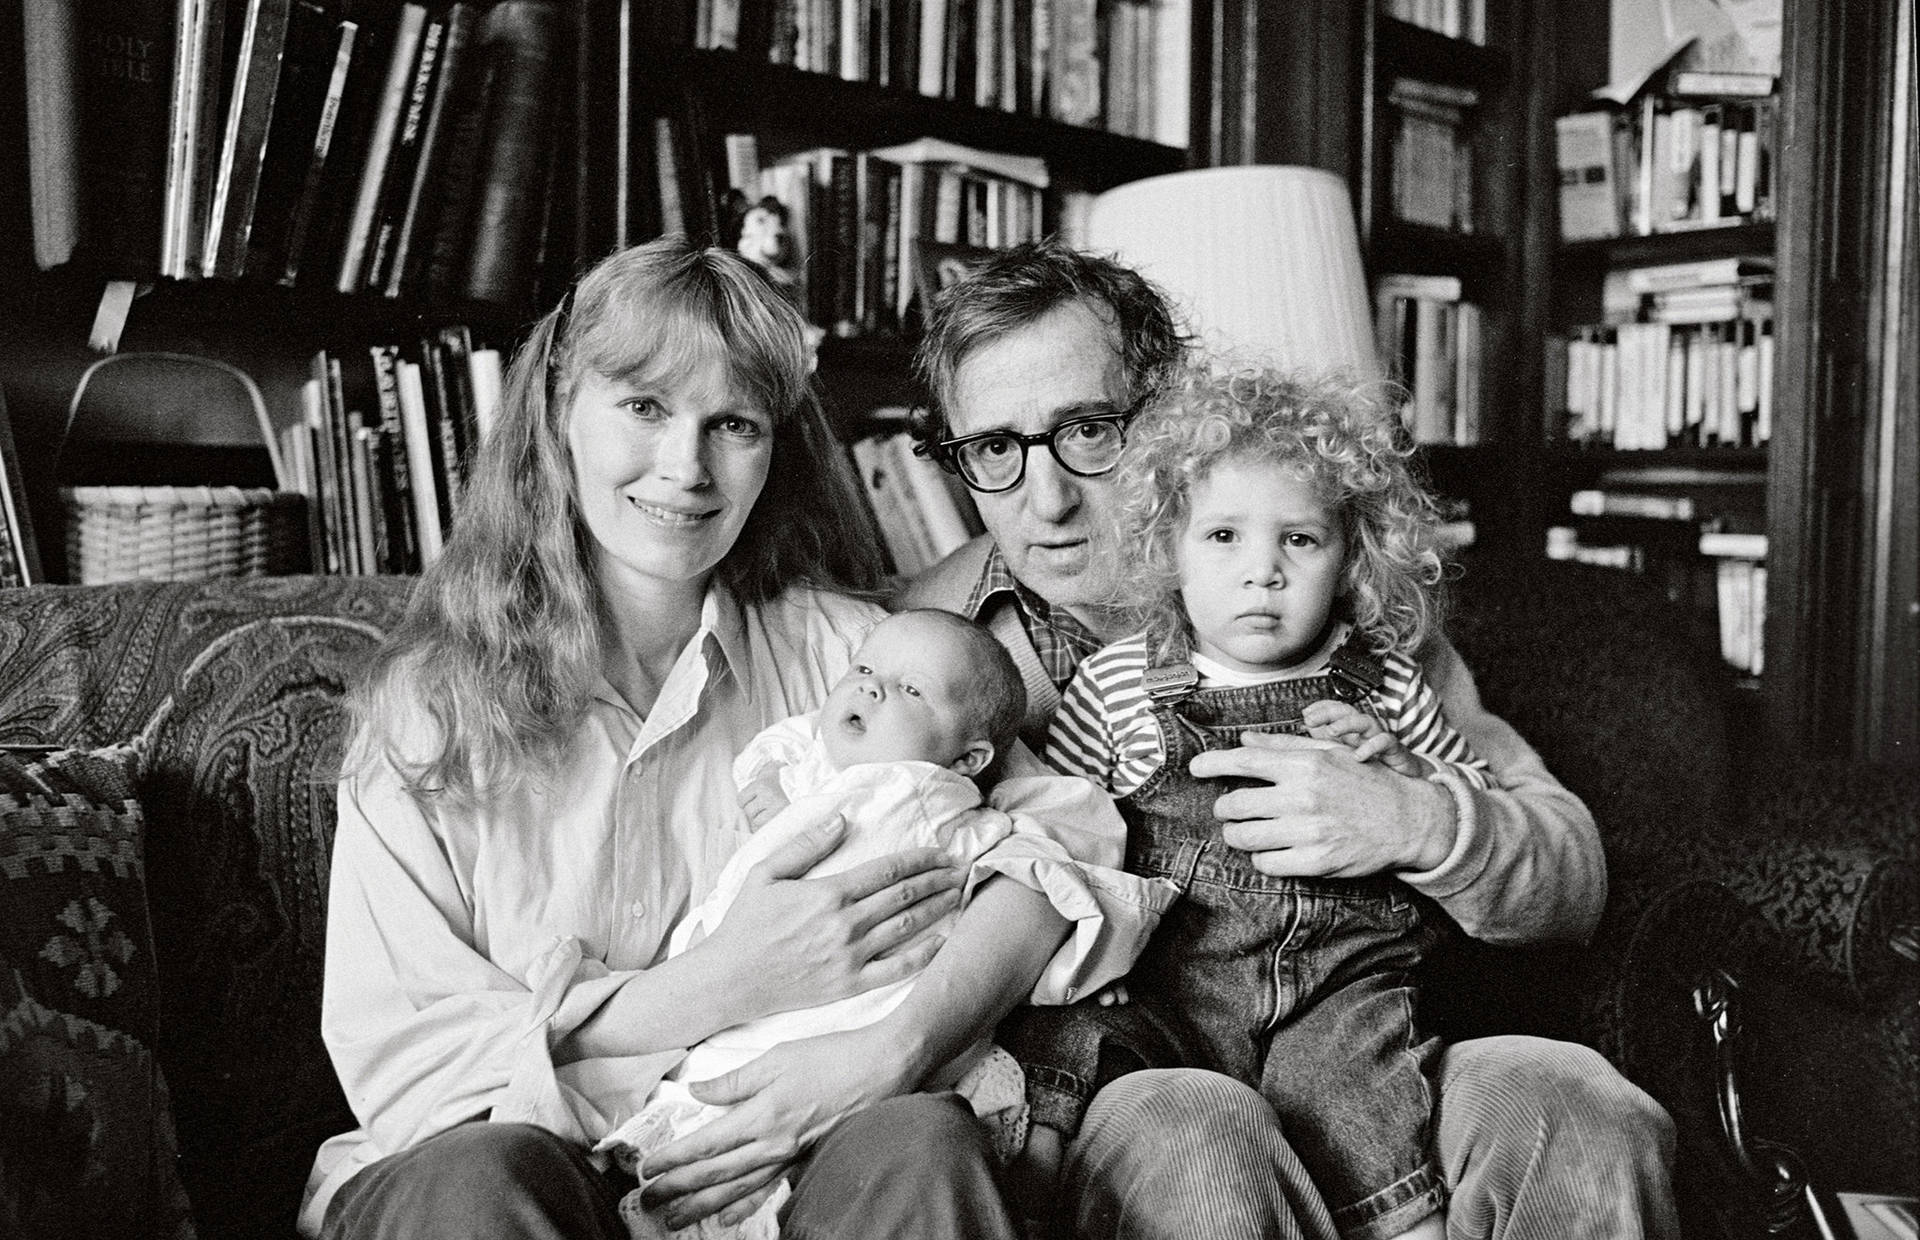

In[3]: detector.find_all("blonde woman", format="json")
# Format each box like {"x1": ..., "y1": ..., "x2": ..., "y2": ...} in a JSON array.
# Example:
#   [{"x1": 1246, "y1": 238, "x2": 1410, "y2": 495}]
[{"x1": 303, "y1": 237, "x2": 1140, "y2": 1240}]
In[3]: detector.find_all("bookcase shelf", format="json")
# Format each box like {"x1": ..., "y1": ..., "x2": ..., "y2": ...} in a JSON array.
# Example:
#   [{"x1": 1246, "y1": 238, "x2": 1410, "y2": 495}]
[
  {"x1": 1367, "y1": 221, "x2": 1507, "y2": 286},
  {"x1": 1372, "y1": 17, "x2": 1509, "y2": 91},
  {"x1": 1555, "y1": 222, "x2": 1777, "y2": 273}
]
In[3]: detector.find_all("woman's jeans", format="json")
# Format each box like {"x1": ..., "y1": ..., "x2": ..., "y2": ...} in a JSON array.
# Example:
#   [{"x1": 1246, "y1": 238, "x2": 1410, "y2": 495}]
[{"x1": 321, "y1": 1093, "x2": 1018, "y2": 1240}]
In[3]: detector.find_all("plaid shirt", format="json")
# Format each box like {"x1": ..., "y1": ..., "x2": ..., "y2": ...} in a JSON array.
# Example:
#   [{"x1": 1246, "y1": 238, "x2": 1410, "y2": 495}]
[{"x1": 962, "y1": 544, "x2": 1109, "y2": 692}]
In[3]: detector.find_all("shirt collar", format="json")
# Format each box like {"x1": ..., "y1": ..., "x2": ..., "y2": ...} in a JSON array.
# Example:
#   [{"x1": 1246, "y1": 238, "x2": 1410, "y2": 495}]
[{"x1": 589, "y1": 581, "x2": 754, "y2": 711}]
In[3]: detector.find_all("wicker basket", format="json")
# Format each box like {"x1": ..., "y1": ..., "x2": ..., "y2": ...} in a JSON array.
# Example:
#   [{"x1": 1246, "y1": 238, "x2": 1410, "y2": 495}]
[
  {"x1": 57, "y1": 353, "x2": 307, "y2": 584},
  {"x1": 61, "y1": 486, "x2": 307, "y2": 584}
]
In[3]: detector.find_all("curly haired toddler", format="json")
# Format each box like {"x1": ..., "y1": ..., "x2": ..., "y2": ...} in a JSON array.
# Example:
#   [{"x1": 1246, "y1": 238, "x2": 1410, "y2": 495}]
[{"x1": 1007, "y1": 362, "x2": 1493, "y2": 1240}]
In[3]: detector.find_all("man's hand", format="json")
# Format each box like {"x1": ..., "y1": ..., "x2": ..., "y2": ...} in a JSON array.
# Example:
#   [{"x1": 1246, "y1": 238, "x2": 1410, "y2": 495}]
[
  {"x1": 738, "y1": 768, "x2": 791, "y2": 830},
  {"x1": 639, "y1": 1025, "x2": 915, "y2": 1229},
  {"x1": 1301, "y1": 699, "x2": 1431, "y2": 778},
  {"x1": 1188, "y1": 731, "x2": 1457, "y2": 878}
]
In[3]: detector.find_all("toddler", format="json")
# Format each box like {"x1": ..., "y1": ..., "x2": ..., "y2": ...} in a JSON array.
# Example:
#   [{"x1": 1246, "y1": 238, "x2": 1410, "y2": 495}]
[
  {"x1": 1017, "y1": 365, "x2": 1493, "y2": 1240},
  {"x1": 598, "y1": 607, "x2": 1159, "y2": 1240}
]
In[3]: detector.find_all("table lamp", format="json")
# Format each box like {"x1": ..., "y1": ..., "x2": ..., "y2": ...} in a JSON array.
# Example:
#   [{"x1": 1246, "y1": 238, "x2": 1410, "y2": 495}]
[{"x1": 1085, "y1": 165, "x2": 1381, "y2": 380}]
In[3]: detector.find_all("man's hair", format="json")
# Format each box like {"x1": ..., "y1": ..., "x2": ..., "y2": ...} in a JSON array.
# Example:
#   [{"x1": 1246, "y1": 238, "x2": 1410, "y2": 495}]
[
  {"x1": 350, "y1": 236, "x2": 885, "y2": 808},
  {"x1": 910, "y1": 239, "x2": 1186, "y2": 448},
  {"x1": 891, "y1": 608, "x2": 1027, "y2": 772},
  {"x1": 1113, "y1": 362, "x2": 1448, "y2": 663}
]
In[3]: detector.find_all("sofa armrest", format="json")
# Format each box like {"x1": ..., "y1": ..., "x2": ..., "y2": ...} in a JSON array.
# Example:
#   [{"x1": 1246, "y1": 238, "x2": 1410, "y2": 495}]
[{"x1": 1718, "y1": 838, "x2": 1920, "y2": 1007}]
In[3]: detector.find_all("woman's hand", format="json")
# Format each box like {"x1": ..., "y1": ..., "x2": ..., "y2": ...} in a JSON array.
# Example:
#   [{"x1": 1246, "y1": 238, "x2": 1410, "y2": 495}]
[
  {"x1": 690, "y1": 814, "x2": 964, "y2": 1024},
  {"x1": 639, "y1": 1024, "x2": 916, "y2": 1228}
]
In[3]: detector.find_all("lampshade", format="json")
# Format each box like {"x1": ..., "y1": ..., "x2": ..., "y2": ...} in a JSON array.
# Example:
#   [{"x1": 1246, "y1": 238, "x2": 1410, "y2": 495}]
[{"x1": 1086, "y1": 166, "x2": 1381, "y2": 380}]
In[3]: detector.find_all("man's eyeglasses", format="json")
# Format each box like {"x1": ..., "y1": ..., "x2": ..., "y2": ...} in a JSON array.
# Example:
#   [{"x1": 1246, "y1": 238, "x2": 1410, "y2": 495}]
[{"x1": 919, "y1": 409, "x2": 1138, "y2": 494}]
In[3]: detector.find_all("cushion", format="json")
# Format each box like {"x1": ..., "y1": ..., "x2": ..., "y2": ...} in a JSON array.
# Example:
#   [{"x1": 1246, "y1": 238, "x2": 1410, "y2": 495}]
[{"x1": 0, "y1": 746, "x2": 195, "y2": 1240}]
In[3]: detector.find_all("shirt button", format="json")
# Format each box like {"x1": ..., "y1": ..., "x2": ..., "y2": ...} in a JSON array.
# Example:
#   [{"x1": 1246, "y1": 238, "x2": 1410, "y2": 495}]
[{"x1": 629, "y1": 900, "x2": 646, "y2": 919}]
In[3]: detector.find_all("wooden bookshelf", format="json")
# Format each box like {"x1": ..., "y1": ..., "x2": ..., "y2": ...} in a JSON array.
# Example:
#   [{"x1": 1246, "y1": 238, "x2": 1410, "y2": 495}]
[{"x1": 0, "y1": 0, "x2": 1201, "y2": 584}]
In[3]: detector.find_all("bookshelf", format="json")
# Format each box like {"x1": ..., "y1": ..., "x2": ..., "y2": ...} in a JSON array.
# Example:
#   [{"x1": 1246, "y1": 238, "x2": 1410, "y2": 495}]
[
  {"x1": 1354, "y1": 2, "x2": 1535, "y2": 555},
  {"x1": 0, "y1": 0, "x2": 1199, "y2": 584}
]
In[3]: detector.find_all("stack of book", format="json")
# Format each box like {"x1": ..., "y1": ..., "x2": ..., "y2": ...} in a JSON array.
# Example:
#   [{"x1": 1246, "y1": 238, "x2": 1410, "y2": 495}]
[
  {"x1": 1554, "y1": 66, "x2": 1777, "y2": 242},
  {"x1": 24, "y1": 0, "x2": 580, "y2": 311},
  {"x1": 846, "y1": 416, "x2": 984, "y2": 578},
  {"x1": 1547, "y1": 256, "x2": 1775, "y2": 450},
  {"x1": 740, "y1": 136, "x2": 1048, "y2": 338},
  {"x1": 1387, "y1": 78, "x2": 1477, "y2": 233},
  {"x1": 279, "y1": 332, "x2": 503, "y2": 576},
  {"x1": 1373, "y1": 273, "x2": 1481, "y2": 446},
  {"x1": 1382, "y1": 0, "x2": 1485, "y2": 44},
  {"x1": 693, "y1": 0, "x2": 1190, "y2": 146}
]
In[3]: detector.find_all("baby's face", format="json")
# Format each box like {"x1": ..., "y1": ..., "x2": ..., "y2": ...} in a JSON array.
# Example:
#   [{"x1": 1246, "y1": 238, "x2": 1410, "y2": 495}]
[{"x1": 820, "y1": 614, "x2": 980, "y2": 771}]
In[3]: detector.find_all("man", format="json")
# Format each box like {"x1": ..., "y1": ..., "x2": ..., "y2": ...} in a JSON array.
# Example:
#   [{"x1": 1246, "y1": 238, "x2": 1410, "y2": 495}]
[{"x1": 902, "y1": 240, "x2": 1679, "y2": 1240}]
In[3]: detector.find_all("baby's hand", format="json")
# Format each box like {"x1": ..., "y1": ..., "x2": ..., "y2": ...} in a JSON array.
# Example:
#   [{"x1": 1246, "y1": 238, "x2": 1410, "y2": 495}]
[
  {"x1": 1011, "y1": 1124, "x2": 1067, "y2": 1227},
  {"x1": 737, "y1": 768, "x2": 791, "y2": 830},
  {"x1": 1302, "y1": 700, "x2": 1430, "y2": 779}
]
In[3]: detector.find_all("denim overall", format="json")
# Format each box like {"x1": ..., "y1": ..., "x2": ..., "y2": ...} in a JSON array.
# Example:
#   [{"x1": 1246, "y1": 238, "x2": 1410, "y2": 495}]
[{"x1": 1007, "y1": 641, "x2": 1447, "y2": 1240}]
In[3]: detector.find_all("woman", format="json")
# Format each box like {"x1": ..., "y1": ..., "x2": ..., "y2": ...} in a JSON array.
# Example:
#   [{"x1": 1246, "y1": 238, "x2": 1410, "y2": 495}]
[{"x1": 303, "y1": 238, "x2": 1135, "y2": 1239}]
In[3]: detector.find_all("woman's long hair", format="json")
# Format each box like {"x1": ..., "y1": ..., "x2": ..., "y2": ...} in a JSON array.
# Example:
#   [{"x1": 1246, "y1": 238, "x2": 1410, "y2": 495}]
[{"x1": 350, "y1": 237, "x2": 884, "y2": 806}]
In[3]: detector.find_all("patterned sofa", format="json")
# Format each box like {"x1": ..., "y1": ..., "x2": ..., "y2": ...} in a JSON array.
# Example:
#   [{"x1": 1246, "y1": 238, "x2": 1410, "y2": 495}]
[{"x1": 0, "y1": 562, "x2": 1912, "y2": 1240}]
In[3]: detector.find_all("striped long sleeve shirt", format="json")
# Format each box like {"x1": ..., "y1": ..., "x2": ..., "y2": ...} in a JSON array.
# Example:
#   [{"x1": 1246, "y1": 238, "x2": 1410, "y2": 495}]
[{"x1": 1046, "y1": 626, "x2": 1495, "y2": 798}]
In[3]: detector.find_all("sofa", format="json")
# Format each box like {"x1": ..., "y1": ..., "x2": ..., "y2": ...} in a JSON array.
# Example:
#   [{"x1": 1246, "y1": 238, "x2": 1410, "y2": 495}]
[{"x1": 0, "y1": 558, "x2": 1912, "y2": 1240}]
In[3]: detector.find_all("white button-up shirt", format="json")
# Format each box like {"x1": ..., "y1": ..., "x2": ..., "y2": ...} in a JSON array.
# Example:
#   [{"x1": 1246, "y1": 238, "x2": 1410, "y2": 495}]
[{"x1": 300, "y1": 585, "x2": 1164, "y2": 1235}]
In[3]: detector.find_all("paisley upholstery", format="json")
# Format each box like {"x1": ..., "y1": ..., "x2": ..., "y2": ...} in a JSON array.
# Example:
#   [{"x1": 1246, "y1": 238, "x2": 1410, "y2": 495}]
[
  {"x1": 0, "y1": 566, "x2": 1909, "y2": 1236},
  {"x1": 0, "y1": 578, "x2": 411, "y2": 1239}
]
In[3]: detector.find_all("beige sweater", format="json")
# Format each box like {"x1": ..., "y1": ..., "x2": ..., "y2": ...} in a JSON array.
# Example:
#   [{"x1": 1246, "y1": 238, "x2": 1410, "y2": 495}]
[{"x1": 901, "y1": 535, "x2": 1607, "y2": 947}]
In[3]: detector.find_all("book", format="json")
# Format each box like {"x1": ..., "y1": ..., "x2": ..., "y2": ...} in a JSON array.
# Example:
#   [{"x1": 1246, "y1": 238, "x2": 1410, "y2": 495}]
[
  {"x1": 1569, "y1": 490, "x2": 1697, "y2": 521},
  {"x1": 242, "y1": 0, "x2": 335, "y2": 279},
  {"x1": 203, "y1": 0, "x2": 295, "y2": 279},
  {"x1": 278, "y1": 16, "x2": 360, "y2": 285},
  {"x1": 385, "y1": 2, "x2": 477, "y2": 298},
  {"x1": 1698, "y1": 531, "x2": 1767, "y2": 559},
  {"x1": 395, "y1": 359, "x2": 446, "y2": 565},
  {"x1": 1555, "y1": 111, "x2": 1623, "y2": 242},
  {"x1": 467, "y1": 347, "x2": 504, "y2": 441},
  {"x1": 367, "y1": 344, "x2": 420, "y2": 572},
  {"x1": 335, "y1": 3, "x2": 428, "y2": 293},
  {"x1": 866, "y1": 136, "x2": 1051, "y2": 188},
  {"x1": 76, "y1": 0, "x2": 176, "y2": 275},
  {"x1": 22, "y1": 0, "x2": 82, "y2": 270},
  {"x1": 1668, "y1": 69, "x2": 1776, "y2": 99},
  {"x1": 457, "y1": 0, "x2": 563, "y2": 305},
  {"x1": 159, "y1": 0, "x2": 225, "y2": 278},
  {"x1": 364, "y1": 8, "x2": 449, "y2": 292}
]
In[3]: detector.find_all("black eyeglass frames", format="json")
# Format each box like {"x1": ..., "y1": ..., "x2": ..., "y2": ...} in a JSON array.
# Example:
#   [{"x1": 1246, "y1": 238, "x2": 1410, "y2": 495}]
[{"x1": 918, "y1": 409, "x2": 1139, "y2": 494}]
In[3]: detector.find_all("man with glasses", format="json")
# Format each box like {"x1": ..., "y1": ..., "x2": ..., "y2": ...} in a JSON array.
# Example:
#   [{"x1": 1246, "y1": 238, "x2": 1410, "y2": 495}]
[{"x1": 901, "y1": 240, "x2": 1679, "y2": 1240}]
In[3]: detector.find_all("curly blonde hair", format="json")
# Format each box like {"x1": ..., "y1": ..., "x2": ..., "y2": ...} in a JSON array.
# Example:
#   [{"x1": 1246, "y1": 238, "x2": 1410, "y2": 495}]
[
  {"x1": 350, "y1": 237, "x2": 884, "y2": 807},
  {"x1": 1113, "y1": 362, "x2": 1447, "y2": 663}
]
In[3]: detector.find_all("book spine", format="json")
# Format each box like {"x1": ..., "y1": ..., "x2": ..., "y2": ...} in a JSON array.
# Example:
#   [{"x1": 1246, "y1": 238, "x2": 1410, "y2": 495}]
[
  {"x1": 335, "y1": 3, "x2": 428, "y2": 293},
  {"x1": 205, "y1": 0, "x2": 296, "y2": 278},
  {"x1": 386, "y1": 4, "x2": 475, "y2": 297},
  {"x1": 368, "y1": 344, "x2": 420, "y2": 571},
  {"x1": 23, "y1": 0, "x2": 83, "y2": 270},
  {"x1": 365, "y1": 12, "x2": 446, "y2": 291},
  {"x1": 396, "y1": 359, "x2": 446, "y2": 564},
  {"x1": 75, "y1": 0, "x2": 175, "y2": 275},
  {"x1": 280, "y1": 18, "x2": 359, "y2": 285},
  {"x1": 457, "y1": 0, "x2": 562, "y2": 306}
]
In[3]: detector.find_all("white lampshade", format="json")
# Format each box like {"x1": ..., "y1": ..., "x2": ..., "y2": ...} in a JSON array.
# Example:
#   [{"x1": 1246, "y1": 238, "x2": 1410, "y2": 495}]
[{"x1": 1086, "y1": 166, "x2": 1381, "y2": 380}]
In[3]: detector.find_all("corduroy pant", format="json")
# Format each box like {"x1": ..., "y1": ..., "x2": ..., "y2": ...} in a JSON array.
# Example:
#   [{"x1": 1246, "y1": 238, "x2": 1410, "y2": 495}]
[{"x1": 1061, "y1": 1037, "x2": 1682, "y2": 1240}]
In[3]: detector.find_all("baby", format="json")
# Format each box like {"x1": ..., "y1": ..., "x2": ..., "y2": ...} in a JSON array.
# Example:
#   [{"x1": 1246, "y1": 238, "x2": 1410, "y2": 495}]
[{"x1": 596, "y1": 608, "x2": 1092, "y2": 1239}]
